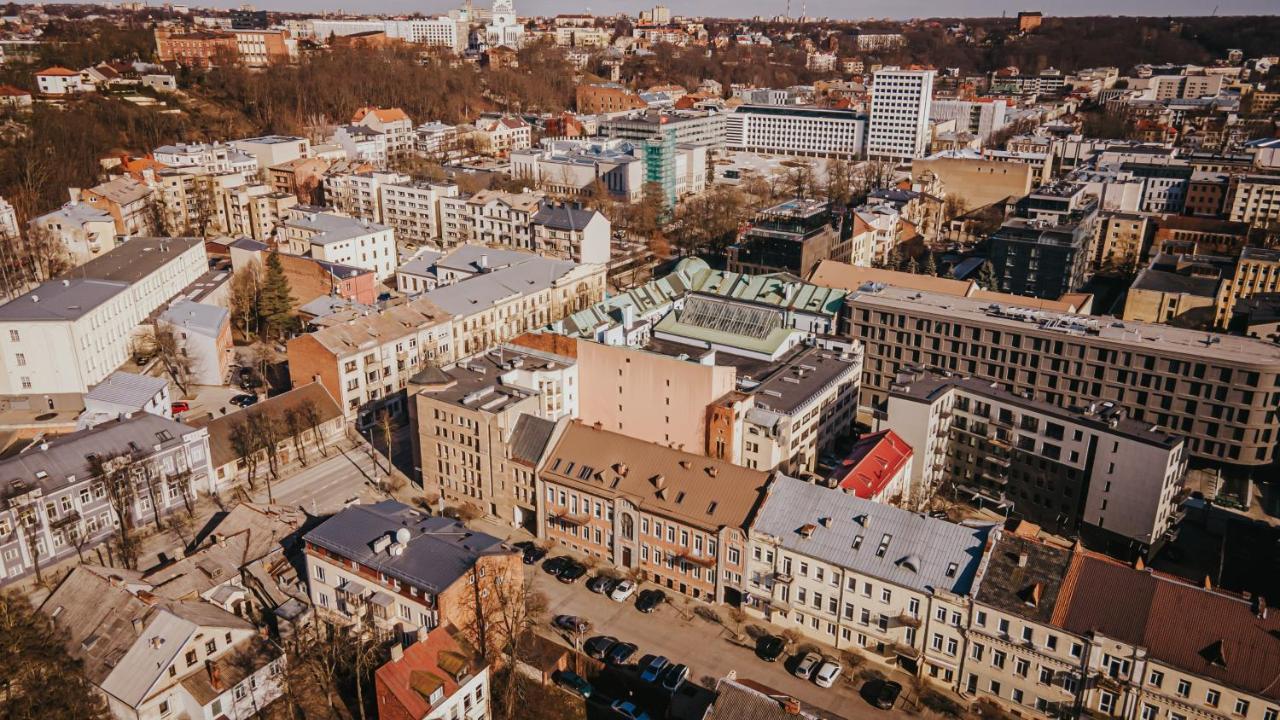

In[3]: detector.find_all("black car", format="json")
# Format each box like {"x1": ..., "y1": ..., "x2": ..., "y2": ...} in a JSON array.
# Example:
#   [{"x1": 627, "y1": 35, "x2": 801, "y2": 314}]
[
  {"x1": 557, "y1": 561, "x2": 587, "y2": 583},
  {"x1": 553, "y1": 614, "x2": 590, "y2": 634},
  {"x1": 514, "y1": 542, "x2": 547, "y2": 565},
  {"x1": 552, "y1": 669, "x2": 592, "y2": 698},
  {"x1": 636, "y1": 589, "x2": 666, "y2": 613},
  {"x1": 584, "y1": 635, "x2": 618, "y2": 659},
  {"x1": 542, "y1": 556, "x2": 570, "y2": 575},
  {"x1": 229, "y1": 394, "x2": 258, "y2": 408},
  {"x1": 605, "y1": 641, "x2": 638, "y2": 665},
  {"x1": 756, "y1": 635, "x2": 786, "y2": 662},
  {"x1": 586, "y1": 575, "x2": 615, "y2": 594},
  {"x1": 874, "y1": 680, "x2": 903, "y2": 710}
]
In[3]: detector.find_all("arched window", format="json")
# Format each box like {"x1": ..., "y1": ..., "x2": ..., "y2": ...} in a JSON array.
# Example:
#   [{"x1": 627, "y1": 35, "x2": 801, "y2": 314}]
[{"x1": 621, "y1": 513, "x2": 634, "y2": 541}]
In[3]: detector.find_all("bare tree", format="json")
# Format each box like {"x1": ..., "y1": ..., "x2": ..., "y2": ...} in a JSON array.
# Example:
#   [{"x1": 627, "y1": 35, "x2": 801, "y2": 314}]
[
  {"x1": 147, "y1": 324, "x2": 198, "y2": 396},
  {"x1": 298, "y1": 399, "x2": 331, "y2": 459},
  {"x1": 283, "y1": 408, "x2": 309, "y2": 468},
  {"x1": 464, "y1": 563, "x2": 548, "y2": 712},
  {"x1": 229, "y1": 261, "x2": 263, "y2": 339},
  {"x1": 229, "y1": 419, "x2": 262, "y2": 491},
  {"x1": 87, "y1": 452, "x2": 141, "y2": 570},
  {"x1": 249, "y1": 412, "x2": 284, "y2": 502}
]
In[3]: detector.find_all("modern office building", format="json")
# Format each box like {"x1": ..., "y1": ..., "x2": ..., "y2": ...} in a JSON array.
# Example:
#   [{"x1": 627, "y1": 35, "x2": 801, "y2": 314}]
[
  {"x1": 727, "y1": 199, "x2": 850, "y2": 279},
  {"x1": 866, "y1": 68, "x2": 935, "y2": 162},
  {"x1": 724, "y1": 104, "x2": 867, "y2": 160},
  {"x1": 988, "y1": 183, "x2": 1099, "y2": 300}
]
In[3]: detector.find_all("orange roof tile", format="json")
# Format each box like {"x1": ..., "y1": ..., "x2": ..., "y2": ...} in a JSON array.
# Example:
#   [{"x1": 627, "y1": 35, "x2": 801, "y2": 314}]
[
  {"x1": 353, "y1": 106, "x2": 410, "y2": 124},
  {"x1": 37, "y1": 66, "x2": 79, "y2": 76},
  {"x1": 831, "y1": 429, "x2": 912, "y2": 498}
]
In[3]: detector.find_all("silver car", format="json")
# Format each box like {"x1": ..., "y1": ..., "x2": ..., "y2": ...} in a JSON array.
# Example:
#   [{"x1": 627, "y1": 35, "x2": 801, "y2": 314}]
[
  {"x1": 793, "y1": 651, "x2": 822, "y2": 679},
  {"x1": 814, "y1": 658, "x2": 843, "y2": 688}
]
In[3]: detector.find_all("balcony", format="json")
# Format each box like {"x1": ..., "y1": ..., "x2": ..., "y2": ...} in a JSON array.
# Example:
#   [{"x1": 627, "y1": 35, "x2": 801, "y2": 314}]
[
  {"x1": 893, "y1": 612, "x2": 922, "y2": 629},
  {"x1": 980, "y1": 471, "x2": 1009, "y2": 486},
  {"x1": 551, "y1": 509, "x2": 591, "y2": 527},
  {"x1": 677, "y1": 551, "x2": 717, "y2": 569}
]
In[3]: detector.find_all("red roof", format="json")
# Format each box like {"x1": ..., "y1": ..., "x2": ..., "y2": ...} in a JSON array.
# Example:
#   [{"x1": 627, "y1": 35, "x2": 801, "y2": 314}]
[
  {"x1": 831, "y1": 429, "x2": 912, "y2": 499},
  {"x1": 375, "y1": 625, "x2": 483, "y2": 719},
  {"x1": 0, "y1": 85, "x2": 31, "y2": 97},
  {"x1": 36, "y1": 66, "x2": 79, "y2": 76},
  {"x1": 353, "y1": 106, "x2": 410, "y2": 124}
]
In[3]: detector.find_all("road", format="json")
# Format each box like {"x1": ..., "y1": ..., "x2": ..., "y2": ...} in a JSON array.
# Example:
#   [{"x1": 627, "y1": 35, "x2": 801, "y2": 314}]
[
  {"x1": 528, "y1": 559, "x2": 918, "y2": 720},
  {"x1": 248, "y1": 442, "x2": 389, "y2": 516}
]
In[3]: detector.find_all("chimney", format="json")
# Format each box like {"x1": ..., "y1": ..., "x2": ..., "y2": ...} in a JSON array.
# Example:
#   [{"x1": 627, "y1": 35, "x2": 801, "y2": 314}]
[
  {"x1": 1256, "y1": 596, "x2": 1268, "y2": 620},
  {"x1": 819, "y1": 517, "x2": 832, "y2": 528},
  {"x1": 782, "y1": 697, "x2": 802, "y2": 715},
  {"x1": 131, "y1": 617, "x2": 144, "y2": 634},
  {"x1": 390, "y1": 643, "x2": 404, "y2": 662},
  {"x1": 209, "y1": 662, "x2": 224, "y2": 691},
  {"x1": 1017, "y1": 552, "x2": 1029, "y2": 567},
  {"x1": 479, "y1": 254, "x2": 489, "y2": 270}
]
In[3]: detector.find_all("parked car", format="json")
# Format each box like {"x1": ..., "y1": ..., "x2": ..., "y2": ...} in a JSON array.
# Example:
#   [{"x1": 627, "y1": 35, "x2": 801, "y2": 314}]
[
  {"x1": 609, "y1": 579, "x2": 637, "y2": 602},
  {"x1": 170, "y1": 401, "x2": 190, "y2": 414},
  {"x1": 640, "y1": 656, "x2": 669, "y2": 683},
  {"x1": 636, "y1": 589, "x2": 666, "y2": 613},
  {"x1": 610, "y1": 700, "x2": 651, "y2": 720},
  {"x1": 556, "y1": 560, "x2": 587, "y2": 583},
  {"x1": 814, "y1": 659, "x2": 844, "y2": 689},
  {"x1": 553, "y1": 615, "x2": 589, "y2": 634},
  {"x1": 584, "y1": 635, "x2": 617, "y2": 660},
  {"x1": 552, "y1": 670, "x2": 592, "y2": 698},
  {"x1": 229, "y1": 394, "x2": 258, "y2": 408},
  {"x1": 872, "y1": 679, "x2": 901, "y2": 708},
  {"x1": 756, "y1": 635, "x2": 786, "y2": 662},
  {"x1": 587, "y1": 575, "x2": 615, "y2": 594},
  {"x1": 542, "y1": 556, "x2": 570, "y2": 575},
  {"x1": 605, "y1": 641, "x2": 638, "y2": 665},
  {"x1": 661, "y1": 663, "x2": 689, "y2": 693},
  {"x1": 793, "y1": 652, "x2": 822, "y2": 679},
  {"x1": 514, "y1": 542, "x2": 546, "y2": 565}
]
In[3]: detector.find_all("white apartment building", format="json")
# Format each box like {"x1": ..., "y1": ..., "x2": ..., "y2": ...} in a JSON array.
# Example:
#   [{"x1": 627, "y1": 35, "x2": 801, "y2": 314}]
[
  {"x1": 282, "y1": 208, "x2": 396, "y2": 280},
  {"x1": 381, "y1": 181, "x2": 460, "y2": 245},
  {"x1": 30, "y1": 201, "x2": 116, "y2": 266},
  {"x1": 34, "y1": 66, "x2": 86, "y2": 94},
  {"x1": 415, "y1": 122, "x2": 463, "y2": 158},
  {"x1": 744, "y1": 475, "x2": 995, "y2": 684},
  {"x1": 867, "y1": 68, "x2": 935, "y2": 161},
  {"x1": 473, "y1": 115, "x2": 531, "y2": 157},
  {"x1": 352, "y1": 107, "x2": 416, "y2": 161},
  {"x1": 929, "y1": 99, "x2": 1009, "y2": 141},
  {"x1": 153, "y1": 142, "x2": 240, "y2": 174},
  {"x1": 386, "y1": 16, "x2": 466, "y2": 51},
  {"x1": 725, "y1": 104, "x2": 867, "y2": 160},
  {"x1": 439, "y1": 189, "x2": 541, "y2": 248},
  {"x1": 334, "y1": 125, "x2": 389, "y2": 166},
  {"x1": 216, "y1": 181, "x2": 297, "y2": 242},
  {"x1": 324, "y1": 170, "x2": 408, "y2": 224},
  {"x1": 229, "y1": 135, "x2": 310, "y2": 172}
]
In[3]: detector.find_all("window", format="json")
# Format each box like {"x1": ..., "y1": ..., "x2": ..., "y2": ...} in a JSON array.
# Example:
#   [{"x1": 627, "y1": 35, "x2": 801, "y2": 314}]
[
  {"x1": 1100, "y1": 691, "x2": 1117, "y2": 714},
  {"x1": 1012, "y1": 689, "x2": 1024, "y2": 704},
  {"x1": 1015, "y1": 658, "x2": 1029, "y2": 678},
  {"x1": 1206, "y1": 690, "x2": 1221, "y2": 708},
  {"x1": 976, "y1": 610, "x2": 987, "y2": 627},
  {"x1": 185, "y1": 650, "x2": 197, "y2": 666},
  {"x1": 1149, "y1": 670, "x2": 1164, "y2": 687},
  {"x1": 1266, "y1": 709, "x2": 1279, "y2": 720},
  {"x1": 1040, "y1": 667, "x2": 1054, "y2": 684},
  {"x1": 880, "y1": 588, "x2": 892, "y2": 603},
  {"x1": 1235, "y1": 700, "x2": 1250, "y2": 717},
  {"x1": 970, "y1": 643, "x2": 985, "y2": 661},
  {"x1": 1142, "y1": 705, "x2": 1158, "y2": 720},
  {"x1": 991, "y1": 650, "x2": 1006, "y2": 669},
  {"x1": 1177, "y1": 679, "x2": 1191, "y2": 698},
  {"x1": 159, "y1": 700, "x2": 171, "y2": 717},
  {"x1": 1070, "y1": 642, "x2": 1083, "y2": 659},
  {"x1": 998, "y1": 618, "x2": 1010, "y2": 635},
  {"x1": 205, "y1": 639, "x2": 216, "y2": 654},
  {"x1": 234, "y1": 685, "x2": 247, "y2": 700}
]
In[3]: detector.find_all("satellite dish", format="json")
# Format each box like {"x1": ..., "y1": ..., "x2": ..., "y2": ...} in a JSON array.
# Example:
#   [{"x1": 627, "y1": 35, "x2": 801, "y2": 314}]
[{"x1": 395, "y1": 527, "x2": 412, "y2": 544}]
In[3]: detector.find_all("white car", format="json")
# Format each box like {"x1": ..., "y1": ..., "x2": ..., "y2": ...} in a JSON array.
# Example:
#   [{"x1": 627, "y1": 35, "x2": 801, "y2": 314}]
[
  {"x1": 609, "y1": 579, "x2": 637, "y2": 602},
  {"x1": 814, "y1": 659, "x2": 843, "y2": 688},
  {"x1": 793, "y1": 652, "x2": 822, "y2": 679}
]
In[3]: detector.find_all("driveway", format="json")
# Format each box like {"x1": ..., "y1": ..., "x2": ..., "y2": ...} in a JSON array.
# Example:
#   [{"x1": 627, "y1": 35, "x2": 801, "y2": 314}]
[{"x1": 530, "y1": 566, "x2": 919, "y2": 720}]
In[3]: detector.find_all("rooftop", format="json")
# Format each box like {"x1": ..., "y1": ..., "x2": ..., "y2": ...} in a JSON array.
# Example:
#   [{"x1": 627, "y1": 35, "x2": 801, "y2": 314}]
[
  {"x1": 704, "y1": 677, "x2": 822, "y2": 720},
  {"x1": 75, "y1": 236, "x2": 203, "y2": 286},
  {"x1": 829, "y1": 429, "x2": 913, "y2": 499},
  {"x1": 304, "y1": 500, "x2": 512, "y2": 594},
  {"x1": 159, "y1": 299, "x2": 228, "y2": 338},
  {"x1": 85, "y1": 175, "x2": 154, "y2": 206},
  {"x1": 200, "y1": 382, "x2": 342, "y2": 468},
  {"x1": 1130, "y1": 268, "x2": 1220, "y2": 297},
  {"x1": 0, "y1": 278, "x2": 129, "y2": 321},
  {"x1": 84, "y1": 371, "x2": 168, "y2": 408},
  {"x1": 973, "y1": 531, "x2": 1072, "y2": 622},
  {"x1": 748, "y1": 345, "x2": 860, "y2": 415},
  {"x1": 423, "y1": 255, "x2": 580, "y2": 317},
  {"x1": 297, "y1": 295, "x2": 450, "y2": 356},
  {"x1": 375, "y1": 625, "x2": 483, "y2": 719},
  {"x1": 752, "y1": 475, "x2": 993, "y2": 596},
  {"x1": 287, "y1": 211, "x2": 389, "y2": 246},
  {"x1": 543, "y1": 421, "x2": 770, "y2": 533}
]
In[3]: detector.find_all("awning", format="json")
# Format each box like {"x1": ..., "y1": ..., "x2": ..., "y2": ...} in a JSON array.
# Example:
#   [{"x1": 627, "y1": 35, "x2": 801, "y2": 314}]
[
  {"x1": 337, "y1": 580, "x2": 367, "y2": 597},
  {"x1": 368, "y1": 591, "x2": 395, "y2": 608}
]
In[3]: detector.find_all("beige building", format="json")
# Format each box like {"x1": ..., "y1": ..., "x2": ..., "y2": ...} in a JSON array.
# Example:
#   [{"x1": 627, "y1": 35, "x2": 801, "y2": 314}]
[
  {"x1": 913, "y1": 154, "x2": 1036, "y2": 212},
  {"x1": 1094, "y1": 212, "x2": 1153, "y2": 272},
  {"x1": 1228, "y1": 175, "x2": 1280, "y2": 227},
  {"x1": 286, "y1": 296, "x2": 454, "y2": 427},
  {"x1": 1215, "y1": 247, "x2": 1280, "y2": 328}
]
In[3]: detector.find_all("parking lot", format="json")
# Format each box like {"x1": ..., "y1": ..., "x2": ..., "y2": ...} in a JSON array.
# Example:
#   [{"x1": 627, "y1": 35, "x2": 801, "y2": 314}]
[{"x1": 530, "y1": 557, "x2": 920, "y2": 720}]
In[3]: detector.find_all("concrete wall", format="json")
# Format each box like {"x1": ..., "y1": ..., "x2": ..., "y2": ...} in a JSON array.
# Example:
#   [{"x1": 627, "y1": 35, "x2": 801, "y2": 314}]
[{"x1": 913, "y1": 157, "x2": 1034, "y2": 213}]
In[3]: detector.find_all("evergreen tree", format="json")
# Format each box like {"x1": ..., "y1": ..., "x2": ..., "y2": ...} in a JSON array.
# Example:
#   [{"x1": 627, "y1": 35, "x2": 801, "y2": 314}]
[
  {"x1": 887, "y1": 246, "x2": 905, "y2": 271},
  {"x1": 906, "y1": 257, "x2": 920, "y2": 275},
  {"x1": 259, "y1": 252, "x2": 295, "y2": 339},
  {"x1": 923, "y1": 253, "x2": 938, "y2": 277},
  {"x1": 976, "y1": 260, "x2": 998, "y2": 290}
]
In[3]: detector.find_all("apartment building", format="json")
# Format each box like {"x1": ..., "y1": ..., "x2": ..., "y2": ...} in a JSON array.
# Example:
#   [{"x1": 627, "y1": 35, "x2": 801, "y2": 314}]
[
  {"x1": 841, "y1": 283, "x2": 1280, "y2": 473},
  {"x1": 281, "y1": 208, "x2": 396, "y2": 280},
  {"x1": 334, "y1": 124, "x2": 389, "y2": 166},
  {"x1": 158, "y1": 299, "x2": 232, "y2": 386},
  {"x1": 988, "y1": 184, "x2": 1099, "y2": 300},
  {"x1": 216, "y1": 181, "x2": 297, "y2": 242},
  {"x1": 1214, "y1": 247, "x2": 1280, "y2": 328},
  {"x1": 744, "y1": 475, "x2": 994, "y2": 681},
  {"x1": 600, "y1": 109, "x2": 727, "y2": 152},
  {"x1": 473, "y1": 115, "x2": 531, "y2": 157},
  {"x1": 153, "y1": 29, "x2": 238, "y2": 68},
  {"x1": 1228, "y1": 175, "x2": 1280, "y2": 227},
  {"x1": 439, "y1": 189, "x2": 541, "y2": 249},
  {"x1": 375, "y1": 625, "x2": 490, "y2": 720},
  {"x1": 229, "y1": 135, "x2": 310, "y2": 171},
  {"x1": 724, "y1": 105, "x2": 867, "y2": 160},
  {"x1": 1152, "y1": 215, "x2": 1250, "y2": 256},
  {"x1": 81, "y1": 176, "x2": 158, "y2": 235},
  {"x1": 43, "y1": 566, "x2": 283, "y2": 720},
  {"x1": 0, "y1": 237, "x2": 206, "y2": 394},
  {"x1": 867, "y1": 68, "x2": 935, "y2": 161},
  {"x1": 414, "y1": 351, "x2": 570, "y2": 529},
  {"x1": 230, "y1": 239, "x2": 377, "y2": 307},
  {"x1": 530, "y1": 203, "x2": 612, "y2": 265},
  {"x1": 537, "y1": 421, "x2": 766, "y2": 602},
  {"x1": 727, "y1": 199, "x2": 851, "y2": 279},
  {"x1": 304, "y1": 500, "x2": 521, "y2": 646},
  {"x1": 352, "y1": 106, "x2": 415, "y2": 161},
  {"x1": 576, "y1": 83, "x2": 647, "y2": 114},
  {"x1": 887, "y1": 369, "x2": 1187, "y2": 551},
  {"x1": 1095, "y1": 212, "x2": 1154, "y2": 271},
  {"x1": 929, "y1": 99, "x2": 1009, "y2": 142},
  {"x1": 0, "y1": 413, "x2": 215, "y2": 585},
  {"x1": 269, "y1": 157, "x2": 331, "y2": 204},
  {"x1": 380, "y1": 181, "x2": 459, "y2": 246},
  {"x1": 913, "y1": 154, "x2": 1036, "y2": 212},
  {"x1": 423, "y1": 248, "x2": 607, "y2": 358},
  {"x1": 286, "y1": 296, "x2": 454, "y2": 426},
  {"x1": 30, "y1": 201, "x2": 116, "y2": 266},
  {"x1": 153, "y1": 142, "x2": 243, "y2": 175},
  {"x1": 230, "y1": 28, "x2": 294, "y2": 67}
]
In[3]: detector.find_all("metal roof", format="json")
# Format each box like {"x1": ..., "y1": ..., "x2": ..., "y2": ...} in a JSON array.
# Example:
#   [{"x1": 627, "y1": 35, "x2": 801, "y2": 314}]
[
  {"x1": 0, "y1": 278, "x2": 129, "y2": 321},
  {"x1": 84, "y1": 371, "x2": 168, "y2": 408},
  {"x1": 751, "y1": 475, "x2": 993, "y2": 596}
]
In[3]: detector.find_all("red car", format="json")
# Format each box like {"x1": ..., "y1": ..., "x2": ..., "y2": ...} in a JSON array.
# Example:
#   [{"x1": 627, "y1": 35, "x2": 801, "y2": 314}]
[{"x1": 171, "y1": 401, "x2": 190, "y2": 414}]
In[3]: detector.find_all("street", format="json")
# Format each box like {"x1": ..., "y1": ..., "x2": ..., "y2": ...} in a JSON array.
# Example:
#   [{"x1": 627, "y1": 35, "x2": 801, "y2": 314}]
[
  {"x1": 247, "y1": 442, "x2": 388, "y2": 515},
  {"x1": 528, "y1": 560, "x2": 919, "y2": 720}
]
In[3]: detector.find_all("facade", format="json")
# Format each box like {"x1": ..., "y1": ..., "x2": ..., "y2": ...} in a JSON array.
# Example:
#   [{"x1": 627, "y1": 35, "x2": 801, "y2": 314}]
[
  {"x1": 352, "y1": 106, "x2": 415, "y2": 161},
  {"x1": 380, "y1": 181, "x2": 459, "y2": 245},
  {"x1": 989, "y1": 184, "x2": 1099, "y2": 300},
  {"x1": 203, "y1": 382, "x2": 345, "y2": 488},
  {"x1": 286, "y1": 296, "x2": 454, "y2": 426},
  {"x1": 154, "y1": 29, "x2": 239, "y2": 67},
  {"x1": 887, "y1": 369, "x2": 1187, "y2": 551},
  {"x1": 512, "y1": 138, "x2": 706, "y2": 204},
  {"x1": 913, "y1": 154, "x2": 1036, "y2": 212},
  {"x1": 1095, "y1": 212, "x2": 1154, "y2": 271},
  {"x1": 0, "y1": 414, "x2": 215, "y2": 585},
  {"x1": 537, "y1": 421, "x2": 766, "y2": 603},
  {"x1": 473, "y1": 115, "x2": 532, "y2": 157},
  {"x1": 303, "y1": 501, "x2": 521, "y2": 646},
  {"x1": 1228, "y1": 175, "x2": 1280, "y2": 226},
  {"x1": 334, "y1": 124, "x2": 389, "y2": 165},
  {"x1": 413, "y1": 347, "x2": 573, "y2": 528},
  {"x1": 31, "y1": 201, "x2": 117, "y2": 266},
  {"x1": 728, "y1": 199, "x2": 850, "y2": 279},
  {"x1": 81, "y1": 176, "x2": 158, "y2": 235},
  {"x1": 929, "y1": 99, "x2": 1009, "y2": 142},
  {"x1": 282, "y1": 208, "x2": 397, "y2": 280},
  {"x1": 867, "y1": 68, "x2": 935, "y2": 161},
  {"x1": 530, "y1": 203, "x2": 611, "y2": 264},
  {"x1": 744, "y1": 475, "x2": 993, "y2": 680},
  {"x1": 576, "y1": 83, "x2": 647, "y2": 114},
  {"x1": 157, "y1": 299, "x2": 233, "y2": 387},
  {"x1": 724, "y1": 104, "x2": 867, "y2": 160},
  {"x1": 35, "y1": 66, "x2": 87, "y2": 94},
  {"x1": 841, "y1": 283, "x2": 1280, "y2": 474},
  {"x1": 229, "y1": 135, "x2": 310, "y2": 171},
  {"x1": 375, "y1": 624, "x2": 491, "y2": 720},
  {"x1": 1215, "y1": 247, "x2": 1280, "y2": 329}
]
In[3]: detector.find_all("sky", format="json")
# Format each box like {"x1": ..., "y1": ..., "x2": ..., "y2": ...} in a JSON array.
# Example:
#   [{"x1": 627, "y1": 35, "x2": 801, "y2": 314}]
[{"x1": 143, "y1": 0, "x2": 1280, "y2": 17}]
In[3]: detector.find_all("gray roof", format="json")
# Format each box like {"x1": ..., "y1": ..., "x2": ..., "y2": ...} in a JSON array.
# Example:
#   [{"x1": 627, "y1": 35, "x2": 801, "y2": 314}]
[
  {"x1": 973, "y1": 530, "x2": 1071, "y2": 623},
  {"x1": 303, "y1": 500, "x2": 514, "y2": 594},
  {"x1": 436, "y1": 244, "x2": 538, "y2": 274},
  {"x1": 38, "y1": 201, "x2": 113, "y2": 227},
  {"x1": 159, "y1": 299, "x2": 228, "y2": 338},
  {"x1": 0, "y1": 414, "x2": 199, "y2": 497},
  {"x1": 509, "y1": 414, "x2": 555, "y2": 466},
  {"x1": 704, "y1": 678, "x2": 822, "y2": 720},
  {"x1": 533, "y1": 204, "x2": 601, "y2": 232},
  {"x1": 749, "y1": 346, "x2": 859, "y2": 415},
  {"x1": 751, "y1": 475, "x2": 994, "y2": 596},
  {"x1": 0, "y1": 278, "x2": 129, "y2": 321},
  {"x1": 84, "y1": 371, "x2": 168, "y2": 408},
  {"x1": 74, "y1": 236, "x2": 204, "y2": 286},
  {"x1": 397, "y1": 249, "x2": 443, "y2": 279},
  {"x1": 286, "y1": 211, "x2": 389, "y2": 246},
  {"x1": 424, "y1": 255, "x2": 578, "y2": 317},
  {"x1": 1130, "y1": 268, "x2": 1220, "y2": 297}
]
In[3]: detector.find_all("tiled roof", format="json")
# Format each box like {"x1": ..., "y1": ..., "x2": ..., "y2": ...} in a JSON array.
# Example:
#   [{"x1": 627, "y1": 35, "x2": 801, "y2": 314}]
[
  {"x1": 37, "y1": 66, "x2": 78, "y2": 76},
  {"x1": 1053, "y1": 552, "x2": 1280, "y2": 702},
  {"x1": 375, "y1": 625, "x2": 483, "y2": 719},
  {"x1": 974, "y1": 531, "x2": 1072, "y2": 623},
  {"x1": 830, "y1": 429, "x2": 912, "y2": 498},
  {"x1": 542, "y1": 421, "x2": 770, "y2": 533},
  {"x1": 353, "y1": 106, "x2": 411, "y2": 124},
  {"x1": 201, "y1": 382, "x2": 341, "y2": 468}
]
